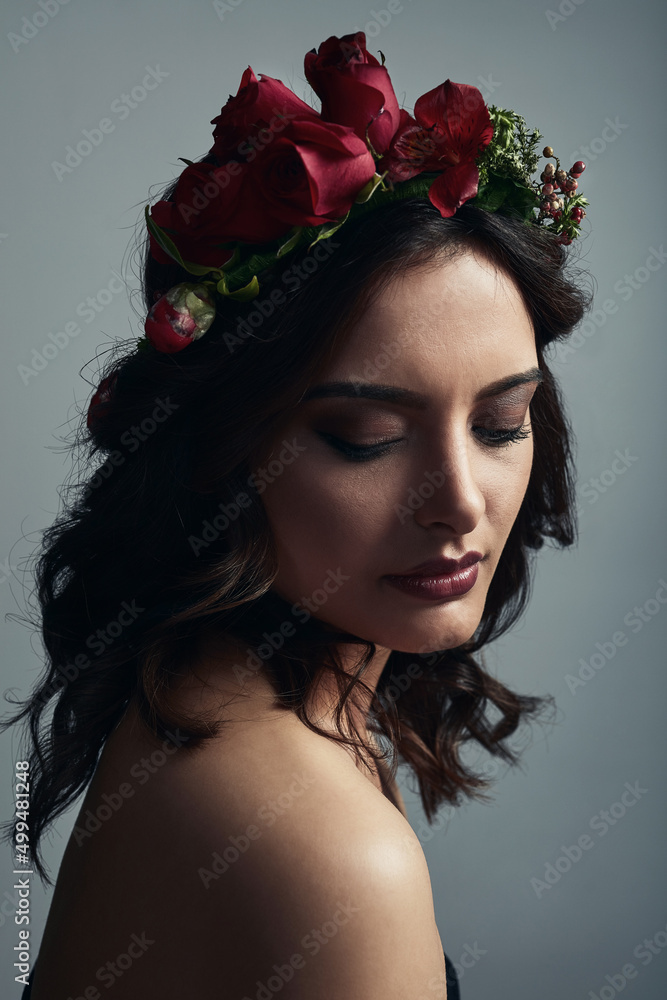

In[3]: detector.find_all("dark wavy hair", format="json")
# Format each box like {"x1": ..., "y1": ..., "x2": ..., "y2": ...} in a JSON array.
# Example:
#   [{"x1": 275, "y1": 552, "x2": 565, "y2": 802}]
[{"x1": 1, "y1": 167, "x2": 592, "y2": 884}]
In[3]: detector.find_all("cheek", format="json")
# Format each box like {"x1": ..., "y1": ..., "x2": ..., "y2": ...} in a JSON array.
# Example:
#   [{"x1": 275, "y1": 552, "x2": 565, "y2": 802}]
[
  {"x1": 485, "y1": 438, "x2": 534, "y2": 531},
  {"x1": 260, "y1": 460, "x2": 390, "y2": 581}
]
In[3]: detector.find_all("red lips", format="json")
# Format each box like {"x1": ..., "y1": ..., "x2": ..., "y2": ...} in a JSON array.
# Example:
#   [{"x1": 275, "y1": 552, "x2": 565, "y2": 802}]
[{"x1": 389, "y1": 550, "x2": 483, "y2": 577}]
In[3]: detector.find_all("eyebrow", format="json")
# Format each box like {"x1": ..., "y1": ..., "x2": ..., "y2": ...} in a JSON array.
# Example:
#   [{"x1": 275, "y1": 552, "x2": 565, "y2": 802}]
[{"x1": 300, "y1": 367, "x2": 544, "y2": 408}]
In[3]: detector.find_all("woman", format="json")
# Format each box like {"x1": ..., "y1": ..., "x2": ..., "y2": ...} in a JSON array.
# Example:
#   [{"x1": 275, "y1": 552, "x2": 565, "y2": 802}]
[{"x1": 4, "y1": 31, "x2": 590, "y2": 999}]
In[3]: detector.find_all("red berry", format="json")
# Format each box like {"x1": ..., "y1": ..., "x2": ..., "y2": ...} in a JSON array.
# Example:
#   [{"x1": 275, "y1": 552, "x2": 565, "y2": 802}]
[
  {"x1": 542, "y1": 183, "x2": 554, "y2": 196},
  {"x1": 572, "y1": 161, "x2": 586, "y2": 174}
]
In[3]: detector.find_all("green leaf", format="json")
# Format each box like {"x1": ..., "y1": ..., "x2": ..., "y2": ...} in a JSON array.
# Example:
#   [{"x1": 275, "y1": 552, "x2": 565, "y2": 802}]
[
  {"x1": 242, "y1": 248, "x2": 284, "y2": 275},
  {"x1": 216, "y1": 270, "x2": 260, "y2": 300},
  {"x1": 354, "y1": 173, "x2": 385, "y2": 204},
  {"x1": 145, "y1": 205, "x2": 188, "y2": 268},
  {"x1": 307, "y1": 213, "x2": 349, "y2": 250},
  {"x1": 227, "y1": 275, "x2": 260, "y2": 300},
  {"x1": 144, "y1": 205, "x2": 227, "y2": 276},
  {"x1": 219, "y1": 247, "x2": 241, "y2": 271},
  {"x1": 474, "y1": 172, "x2": 540, "y2": 219},
  {"x1": 474, "y1": 180, "x2": 510, "y2": 212},
  {"x1": 179, "y1": 259, "x2": 224, "y2": 277},
  {"x1": 276, "y1": 227, "x2": 304, "y2": 258}
]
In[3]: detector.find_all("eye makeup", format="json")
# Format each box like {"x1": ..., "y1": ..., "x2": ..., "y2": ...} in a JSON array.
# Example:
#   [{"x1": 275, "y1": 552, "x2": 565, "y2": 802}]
[{"x1": 306, "y1": 374, "x2": 540, "y2": 463}]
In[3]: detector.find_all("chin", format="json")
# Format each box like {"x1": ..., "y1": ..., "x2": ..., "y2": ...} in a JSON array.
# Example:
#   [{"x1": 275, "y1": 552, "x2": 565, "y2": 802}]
[
  {"x1": 384, "y1": 624, "x2": 480, "y2": 656},
  {"x1": 337, "y1": 605, "x2": 484, "y2": 656}
]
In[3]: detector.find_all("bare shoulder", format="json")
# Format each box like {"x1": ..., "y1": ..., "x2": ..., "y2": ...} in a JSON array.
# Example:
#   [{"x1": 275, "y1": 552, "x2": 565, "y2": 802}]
[
  {"x1": 34, "y1": 699, "x2": 447, "y2": 998},
  {"x1": 155, "y1": 709, "x2": 448, "y2": 999},
  {"x1": 246, "y1": 792, "x2": 448, "y2": 1000}
]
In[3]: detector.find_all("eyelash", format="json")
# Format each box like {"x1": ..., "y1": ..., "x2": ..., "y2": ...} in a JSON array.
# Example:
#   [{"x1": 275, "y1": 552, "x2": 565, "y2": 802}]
[{"x1": 318, "y1": 424, "x2": 532, "y2": 462}]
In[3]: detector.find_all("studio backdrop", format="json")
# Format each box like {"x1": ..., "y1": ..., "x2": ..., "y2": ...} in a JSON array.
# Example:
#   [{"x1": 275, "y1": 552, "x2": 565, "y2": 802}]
[{"x1": 1, "y1": 1, "x2": 665, "y2": 998}]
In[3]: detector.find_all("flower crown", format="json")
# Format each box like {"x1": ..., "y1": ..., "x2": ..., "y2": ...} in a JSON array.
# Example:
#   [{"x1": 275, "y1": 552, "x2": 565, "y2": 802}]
[{"x1": 90, "y1": 30, "x2": 589, "y2": 421}]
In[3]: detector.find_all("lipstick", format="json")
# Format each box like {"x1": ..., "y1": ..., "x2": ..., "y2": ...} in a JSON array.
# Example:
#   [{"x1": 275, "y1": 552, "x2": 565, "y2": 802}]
[{"x1": 382, "y1": 551, "x2": 482, "y2": 602}]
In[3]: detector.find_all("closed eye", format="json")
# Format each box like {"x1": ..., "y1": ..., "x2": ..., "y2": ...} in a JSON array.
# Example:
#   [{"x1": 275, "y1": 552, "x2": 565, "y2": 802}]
[
  {"x1": 316, "y1": 432, "x2": 404, "y2": 462},
  {"x1": 318, "y1": 424, "x2": 532, "y2": 462},
  {"x1": 473, "y1": 423, "x2": 532, "y2": 448}
]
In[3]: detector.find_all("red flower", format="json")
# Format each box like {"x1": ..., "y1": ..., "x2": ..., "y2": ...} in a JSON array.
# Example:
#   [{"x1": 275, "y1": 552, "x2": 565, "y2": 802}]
[
  {"x1": 380, "y1": 80, "x2": 494, "y2": 216},
  {"x1": 244, "y1": 116, "x2": 377, "y2": 228},
  {"x1": 210, "y1": 66, "x2": 319, "y2": 161},
  {"x1": 144, "y1": 283, "x2": 215, "y2": 353},
  {"x1": 148, "y1": 66, "x2": 378, "y2": 268},
  {"x1": 87, "y1": 372, "x2": 118, "y2": 432},
  {"x1": 211, "y1": 67, "x2": 376, "y2": 231},
  {"x1": 304, "y1": 31, "x2": 401, "y2": 156},
  {"x1": 148, "y1": 161, "x2": 244, "y2": 268},
  {"x1": 149, "y1": 68, "x2": 323, "y2": 268}
]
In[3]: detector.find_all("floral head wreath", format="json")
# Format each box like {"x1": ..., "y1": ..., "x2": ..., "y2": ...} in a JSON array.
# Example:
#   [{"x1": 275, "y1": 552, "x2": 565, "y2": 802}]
[{"x1": 87, "y1": 31, "x2": 588, "y2": 423}]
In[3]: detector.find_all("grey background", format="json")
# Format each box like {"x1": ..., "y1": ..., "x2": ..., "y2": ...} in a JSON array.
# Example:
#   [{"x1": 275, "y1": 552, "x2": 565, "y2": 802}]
[{"x1": 1, "y1": 0, "x2": 665, "y2": 996}]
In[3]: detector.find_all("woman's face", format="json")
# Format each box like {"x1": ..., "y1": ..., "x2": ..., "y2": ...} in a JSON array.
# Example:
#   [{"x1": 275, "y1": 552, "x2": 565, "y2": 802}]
[{"x1": 258, "y1": 249, "x2": 540, "y2": 654}]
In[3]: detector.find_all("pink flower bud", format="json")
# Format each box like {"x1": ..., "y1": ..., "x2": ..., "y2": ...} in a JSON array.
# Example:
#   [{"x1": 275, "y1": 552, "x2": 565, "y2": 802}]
[{"x1": 144, "y1": 283, "x2": 216, "y2": 353}]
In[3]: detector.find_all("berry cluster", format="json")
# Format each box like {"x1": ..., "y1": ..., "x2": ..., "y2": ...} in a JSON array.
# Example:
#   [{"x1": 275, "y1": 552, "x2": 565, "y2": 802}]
[{"x1": 537, "y1": 145, "x2": 587, "y2": 245}]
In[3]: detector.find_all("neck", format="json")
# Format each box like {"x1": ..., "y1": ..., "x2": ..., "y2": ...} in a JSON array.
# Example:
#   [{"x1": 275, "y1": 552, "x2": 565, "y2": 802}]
[{"x1": 192, "y1": 626, "x2": 392, "y2": 753}]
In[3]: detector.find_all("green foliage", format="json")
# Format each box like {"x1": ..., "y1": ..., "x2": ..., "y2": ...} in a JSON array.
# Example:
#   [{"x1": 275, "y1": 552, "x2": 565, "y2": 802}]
[
  {"x1": 473, "y1": 173, "x2": 540, "y2": 221},
  {"x1": 477, "y1": 106, "x2": 542, "y2": 190}
]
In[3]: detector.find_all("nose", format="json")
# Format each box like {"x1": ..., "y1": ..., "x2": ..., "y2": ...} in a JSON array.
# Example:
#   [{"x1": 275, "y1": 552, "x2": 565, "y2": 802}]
[{"x1": 410, "y1": 427, "x2": 486, "y2": 537}]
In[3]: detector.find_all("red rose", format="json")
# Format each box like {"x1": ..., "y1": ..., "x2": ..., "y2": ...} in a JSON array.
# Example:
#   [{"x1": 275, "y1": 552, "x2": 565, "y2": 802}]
[
  {"x1": 151, "y1": 120, "x2": 376, "y2": 262},
  {"x1": 241, "y1": 116, "x2": 377, "y2": 228},
  {"x1": 211, "y1": 66, "x2": 377, "y2": 227},
  {"x1": 152, "y1": 63, "x2": 328, "y2": 265},
  {"x1": 146, "y1": 65, "x2": 379, "y2": 262},
  {"x1": 304, "y1": 32, "x2": 400, "y2": 156},
  {"x1": 148, "y1": 160, "x2": 244, "y2": 268},
  {"x1": 209, "y1": 66, "x2": 318, "y2": 162},
  {"x1": 380, "y1": 80, "x2": 494, "y2": 216}
]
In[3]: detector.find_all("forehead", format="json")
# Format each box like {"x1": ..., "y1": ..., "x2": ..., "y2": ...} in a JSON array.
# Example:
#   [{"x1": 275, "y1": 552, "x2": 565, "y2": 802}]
[{"x1": 324, "y1": 250, "x2": 536, "y2": 384}]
